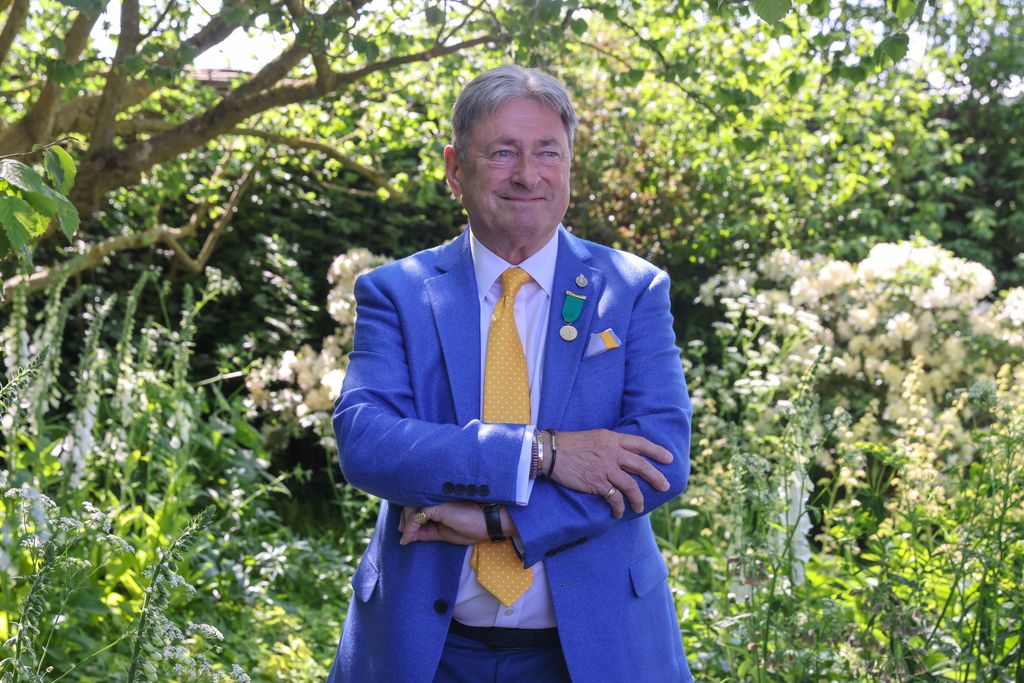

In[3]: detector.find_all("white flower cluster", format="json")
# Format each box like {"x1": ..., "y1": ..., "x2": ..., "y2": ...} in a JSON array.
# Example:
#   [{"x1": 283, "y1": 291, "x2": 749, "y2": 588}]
[
  {"x1": 701, "y1": 238, "x2": 1022, "y2": 452},
  {"x1": 246, "y1": 248, "x2": 391, "y2": 445}
]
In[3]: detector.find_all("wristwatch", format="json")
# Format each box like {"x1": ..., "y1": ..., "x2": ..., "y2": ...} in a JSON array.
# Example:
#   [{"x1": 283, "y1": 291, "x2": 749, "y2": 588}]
[{"x1": 481, "y1": 504, "x2": 505, "y2": 542}]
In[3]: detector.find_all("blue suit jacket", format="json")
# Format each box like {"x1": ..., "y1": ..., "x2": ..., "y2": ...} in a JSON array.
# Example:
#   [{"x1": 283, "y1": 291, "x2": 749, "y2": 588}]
[{"x1": 328, "y1": 228, "x2": 693, "y2": 682}]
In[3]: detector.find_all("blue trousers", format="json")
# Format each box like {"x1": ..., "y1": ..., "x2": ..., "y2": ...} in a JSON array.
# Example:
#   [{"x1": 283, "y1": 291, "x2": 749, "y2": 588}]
[{"x1": 434, "y1": 631, "x2": 572, "y2": 683}]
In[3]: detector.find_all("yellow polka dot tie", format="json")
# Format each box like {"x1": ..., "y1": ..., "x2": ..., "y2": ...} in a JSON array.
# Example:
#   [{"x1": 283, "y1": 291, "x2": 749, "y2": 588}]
[{"x1": 471, "y1": 266, "x2": 534, "y2": 607}]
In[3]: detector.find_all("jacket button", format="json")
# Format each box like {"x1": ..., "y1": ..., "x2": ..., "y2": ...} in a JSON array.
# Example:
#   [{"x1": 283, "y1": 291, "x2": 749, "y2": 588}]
[
  {"x1": 466, "y1": 485, "x2": 478, "y2": 496},
  {"x1": 479, "y1": 485, "x2": 490, "y2": 496},
  {"x1": 443, "y1": 482, "x2": 454, "y2": 494},
  {"x1": 434, "y1": 599, "x2": 448, "y2": 614},
  {"x1": 455, "y1": 483, "x2": 466, "y2": 494}
]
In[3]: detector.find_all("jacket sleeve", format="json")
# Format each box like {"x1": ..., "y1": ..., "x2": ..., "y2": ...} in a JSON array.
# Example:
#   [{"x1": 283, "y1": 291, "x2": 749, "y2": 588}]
[
  {"x1": 333, "y1": 272, "x2": 525, "y2": 507},
  {"x1": 507, "y1": 270, "x2": 692, "y2": 567}
]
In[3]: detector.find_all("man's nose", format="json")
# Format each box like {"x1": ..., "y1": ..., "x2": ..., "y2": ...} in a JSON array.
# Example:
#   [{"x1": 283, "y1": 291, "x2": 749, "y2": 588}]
[{"x1": 510, "y1": 154, "x2": 541, "y2": 187}]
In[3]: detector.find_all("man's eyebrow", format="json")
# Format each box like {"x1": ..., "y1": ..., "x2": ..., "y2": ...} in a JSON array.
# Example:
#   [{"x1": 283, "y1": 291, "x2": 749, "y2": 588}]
[
  {"x1": 534, "y1": 137, "x2": 563, "y2": 147},
  {"x1": 485, "y1": 137, "x2": 564, "y2": 148}
]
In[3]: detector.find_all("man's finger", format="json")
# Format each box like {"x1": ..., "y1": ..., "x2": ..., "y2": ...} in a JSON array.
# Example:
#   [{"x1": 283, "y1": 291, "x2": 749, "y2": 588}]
[
  {"x1": 619, "y1": 434, "x2": 673, "y2": 464},
  {"x1": 609, "y1": 471, "x2": 645, "y2": 514},
  {"x1": 599, "y1": 483, "x2": 625, "y2": 518},
  {"x1": 621, "y1": 454, "x2": 671, "y2": 492}
]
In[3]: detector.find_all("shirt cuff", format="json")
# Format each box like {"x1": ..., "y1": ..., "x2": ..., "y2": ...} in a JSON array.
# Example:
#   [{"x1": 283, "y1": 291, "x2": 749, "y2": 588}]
[{"x1": 514, "y1": 425, "x2": 536, "y2": 505}]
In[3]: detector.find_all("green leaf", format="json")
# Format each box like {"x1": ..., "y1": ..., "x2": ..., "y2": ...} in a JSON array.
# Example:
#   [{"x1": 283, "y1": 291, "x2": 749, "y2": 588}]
[
  {"x1": 752, "y1": 0, "x2": 791, "y2": 23},
  {"x1": 616, "y1": 69, "x2": 645, "y2": 87},
  {"x1": 569, "y1": 18, "x2": 588, "y2": 36},
  {"x1": 59, "y1": 0, "x2": 105, "y2": 15},
  {"x1": 0, "y1": 196, "x2": 42, "y2": 252},
  {"x1": 806, "y1": 0, "x2": 829, "y2": 18},
  {"x1": 222, "y1": 3, "x2": 251, "y2": 26},
  {"x1": 893, "y1": 0, "x2": 918, "y2": 22},
  {"x1": 0, "y1": 160, "x2": 48, "y2": 195},
  {"x1": 879, "y1": 33, "x2": 910, "y2": 64},
  {"x1": 786, "y1": 70, "x2": 807, "y2": 95},
  {"x1": 351, "y1": 35, "x2": 379, "y2": 62},
  {"x1": 44, "y1": 147, "x2": 76, "y2": 193},
  {"x1": 425, "y1": 6, "x2": 444, "y2": 26},
  {"x1": 22, "y1": 191, "x2": 56, "y2": 217},
  {"x1": 51, "y1": 192, "x2": 80, "y2": 241}
]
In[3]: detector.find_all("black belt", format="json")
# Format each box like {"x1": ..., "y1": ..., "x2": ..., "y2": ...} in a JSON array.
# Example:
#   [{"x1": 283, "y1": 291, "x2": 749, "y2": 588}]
[{"x1": 449, "y1": 620, "x2": 560, "y2": 651}]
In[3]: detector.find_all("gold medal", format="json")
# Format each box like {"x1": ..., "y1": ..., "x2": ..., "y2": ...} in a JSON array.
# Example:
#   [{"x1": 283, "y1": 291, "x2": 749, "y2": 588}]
[{"x1": 559, "y1": 324, "x2": 578, "y2": 341}]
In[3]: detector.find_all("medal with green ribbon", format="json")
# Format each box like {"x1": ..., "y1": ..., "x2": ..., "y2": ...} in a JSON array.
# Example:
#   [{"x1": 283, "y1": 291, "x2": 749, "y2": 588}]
[{"x1": 559, "y1": 291, "x2": 586, "y2": 341}]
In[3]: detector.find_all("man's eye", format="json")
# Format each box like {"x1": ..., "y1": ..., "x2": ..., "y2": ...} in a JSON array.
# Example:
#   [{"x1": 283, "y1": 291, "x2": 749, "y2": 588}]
[
  {"x1": 541, "y1": 151, "x2": 560, "y2": 159},
  {"x1": 492, "y1": 150, "x2": 514, "y2": 159}
]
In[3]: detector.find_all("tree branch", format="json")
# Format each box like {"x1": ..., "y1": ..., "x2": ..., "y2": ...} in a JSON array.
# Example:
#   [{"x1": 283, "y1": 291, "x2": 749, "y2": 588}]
[
  {"x1": 1, "y1": 1, "x2": 249, "y2": 155},
  {"x1": 73, "y1": 34, "x2": 504, "y2": 206},
  {"x1": 89, "y1": 0, "x2": 141, "y2": 152},
  {"x1": 284, "y1": 0, "x2": 332, "y2": 88},
  {"x1": 168, "y1": 151, "x2": 263, "y2": 272},
  {"x1": 112, "y1": 117, "x2": 406, "y2": 200},
  {"x1": 0, "y1": 8, "x2": 101, "y2": 151},
  {"x1": 0, "y1": 0, "x2": 29, "y2": 70},
  {"x1": 2, "y1": 228, "x2": 165, "y2": 300},
  {"x1": 25, "y1": 10, "x2": 98, "y2": 127},
  {"x1": 1, "y1": 156, "x2": 261, "y2": 299},
  {"x1": 137, "y1": 0, "x2": 175, "y2": 47},
  {"x1": 234, "y1": 127, "x2": 406, "y2": 200}
]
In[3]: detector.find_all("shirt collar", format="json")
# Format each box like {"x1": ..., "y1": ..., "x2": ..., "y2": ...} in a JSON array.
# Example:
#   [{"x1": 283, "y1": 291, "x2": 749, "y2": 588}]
[{"x1": 469, "y1": 225, "x2": 560, "y2": 300}]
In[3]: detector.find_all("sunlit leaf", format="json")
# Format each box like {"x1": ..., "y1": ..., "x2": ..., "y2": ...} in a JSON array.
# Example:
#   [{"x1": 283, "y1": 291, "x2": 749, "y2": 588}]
[
  {"x1": 752, "y1": 0, "x2": 791, "y2": 23},
  {"x1": 879, "y1": 33, "x2": 910, "y2": 64}
]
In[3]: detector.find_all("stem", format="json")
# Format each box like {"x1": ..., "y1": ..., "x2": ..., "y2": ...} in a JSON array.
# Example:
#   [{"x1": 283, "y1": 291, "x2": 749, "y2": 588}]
[{"x1": 50, "y1": 632, "x2": 128, "y2": 682}]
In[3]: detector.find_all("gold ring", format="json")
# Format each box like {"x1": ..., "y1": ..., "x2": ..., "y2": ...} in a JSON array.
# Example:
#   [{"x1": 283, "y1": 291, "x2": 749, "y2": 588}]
[
  {"x1": 413, "y1": 510, "x2": 428, "y2": 525},
  {"x1": 604, "y1": 486, "x2": 617, "y2": 499}
]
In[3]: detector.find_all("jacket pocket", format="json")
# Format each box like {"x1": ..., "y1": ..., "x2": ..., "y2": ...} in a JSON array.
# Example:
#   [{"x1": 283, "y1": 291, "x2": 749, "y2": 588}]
[
  {"x1": 628, "y1": 550, "x2": 669, "y2": 598},
  {"x1": 351, "y1": 556, "x2": 380, "y2": 603}
]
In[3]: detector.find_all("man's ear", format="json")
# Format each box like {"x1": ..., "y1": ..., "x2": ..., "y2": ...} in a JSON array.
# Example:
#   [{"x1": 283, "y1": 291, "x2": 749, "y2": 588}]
[{"x1": 443, "y1": 145, "x2": 462, "y2": 199}]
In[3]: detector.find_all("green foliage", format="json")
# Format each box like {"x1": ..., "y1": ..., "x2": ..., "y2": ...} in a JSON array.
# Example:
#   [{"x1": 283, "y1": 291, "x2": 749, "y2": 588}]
[
  {"x1": 0, "y1": 272, "x2": 371, "y2": 679},
  {"x1": 0, "y1": 142, "x2": 79, "y2": 262}
]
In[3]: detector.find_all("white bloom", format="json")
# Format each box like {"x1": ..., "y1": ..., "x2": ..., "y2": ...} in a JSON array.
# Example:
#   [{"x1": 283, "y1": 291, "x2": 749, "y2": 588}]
[
  {"x1": 789, "y1": 276, "x2": 819, "y2": 305},
  {"x1": 849, "y1": 306, "x2": 878, "y2": 331},
  {"x1": 886, "y1": 312, "x2": 918, "y2": 341},
  {"x1": 321, "y1": 368, "x2": 346, "y2": 401},
  {"x1": 816, "y1": 260, "x2": 855, "y2": 295}
]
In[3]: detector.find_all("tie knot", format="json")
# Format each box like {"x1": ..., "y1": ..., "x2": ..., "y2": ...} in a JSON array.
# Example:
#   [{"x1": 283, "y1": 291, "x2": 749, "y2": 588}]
[{"x1": 500, "y1": 267, "x2": 532, "y2": 300}]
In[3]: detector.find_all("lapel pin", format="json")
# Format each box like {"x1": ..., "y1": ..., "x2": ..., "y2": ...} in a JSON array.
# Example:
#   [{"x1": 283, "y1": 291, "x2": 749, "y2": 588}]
[
  {"x1": 575, "y1": 273, "x2": 588, "y2": 288},
  {"x1": 559, "y1": 291, "x2": 586, "y2": 341}
]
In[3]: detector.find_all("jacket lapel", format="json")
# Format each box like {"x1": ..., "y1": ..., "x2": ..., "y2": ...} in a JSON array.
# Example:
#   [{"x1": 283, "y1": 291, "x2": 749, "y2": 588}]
[
  {"x1": 424, "y1": 231, "x2": 481, "y2": 426},
  {"x1": 538, "y1": 230, "x2": 603, "y2": 428}
]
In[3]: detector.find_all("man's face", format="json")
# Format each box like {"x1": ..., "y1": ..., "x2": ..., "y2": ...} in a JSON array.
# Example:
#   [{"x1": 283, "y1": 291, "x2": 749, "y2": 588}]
[{"x1": 445, "y1": 97, "x2": 571, "y2": 254}]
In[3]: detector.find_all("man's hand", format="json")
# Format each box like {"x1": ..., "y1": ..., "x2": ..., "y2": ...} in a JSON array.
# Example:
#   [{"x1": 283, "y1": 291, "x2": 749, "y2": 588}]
[
  {"x1": 399, "y1": 502, "x2": 518, "y2": 546},
  {"x1": 551, "y1": 429, "x2": 673, "y2": 518}
]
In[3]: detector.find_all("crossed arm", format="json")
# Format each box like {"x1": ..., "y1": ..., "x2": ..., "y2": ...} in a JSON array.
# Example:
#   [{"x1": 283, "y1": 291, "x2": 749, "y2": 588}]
[{"x1": 336, "y1": 267, "x2": 691, "y2": 563}]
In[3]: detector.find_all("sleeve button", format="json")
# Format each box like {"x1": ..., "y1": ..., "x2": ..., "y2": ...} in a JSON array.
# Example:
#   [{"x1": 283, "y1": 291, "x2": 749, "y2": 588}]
[{"x1": 479, "y1": 485, "x2": 490, "y2": 496}]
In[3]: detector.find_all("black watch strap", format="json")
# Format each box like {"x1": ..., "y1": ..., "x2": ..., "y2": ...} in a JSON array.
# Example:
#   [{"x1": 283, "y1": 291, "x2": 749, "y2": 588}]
[{"x1": 481, "y1": 504, "x2": 504, "y2": 542}]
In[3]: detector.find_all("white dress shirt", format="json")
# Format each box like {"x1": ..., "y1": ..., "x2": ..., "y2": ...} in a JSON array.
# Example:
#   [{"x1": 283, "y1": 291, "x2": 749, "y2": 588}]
[{"x1": 451, "y1": 226, "x2": 560, "y2": 629}]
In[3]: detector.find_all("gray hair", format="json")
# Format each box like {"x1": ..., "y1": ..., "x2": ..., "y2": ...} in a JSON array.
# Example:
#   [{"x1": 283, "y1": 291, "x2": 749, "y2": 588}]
[{"x1": 451, "y1": 65, "x2": 579, "y2": 160}]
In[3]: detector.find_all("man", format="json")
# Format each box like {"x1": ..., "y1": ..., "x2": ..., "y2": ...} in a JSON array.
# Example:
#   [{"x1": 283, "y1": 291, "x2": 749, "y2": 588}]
[{"x1": 328, "y1": 65, "x2": 694, "y2": 682}]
